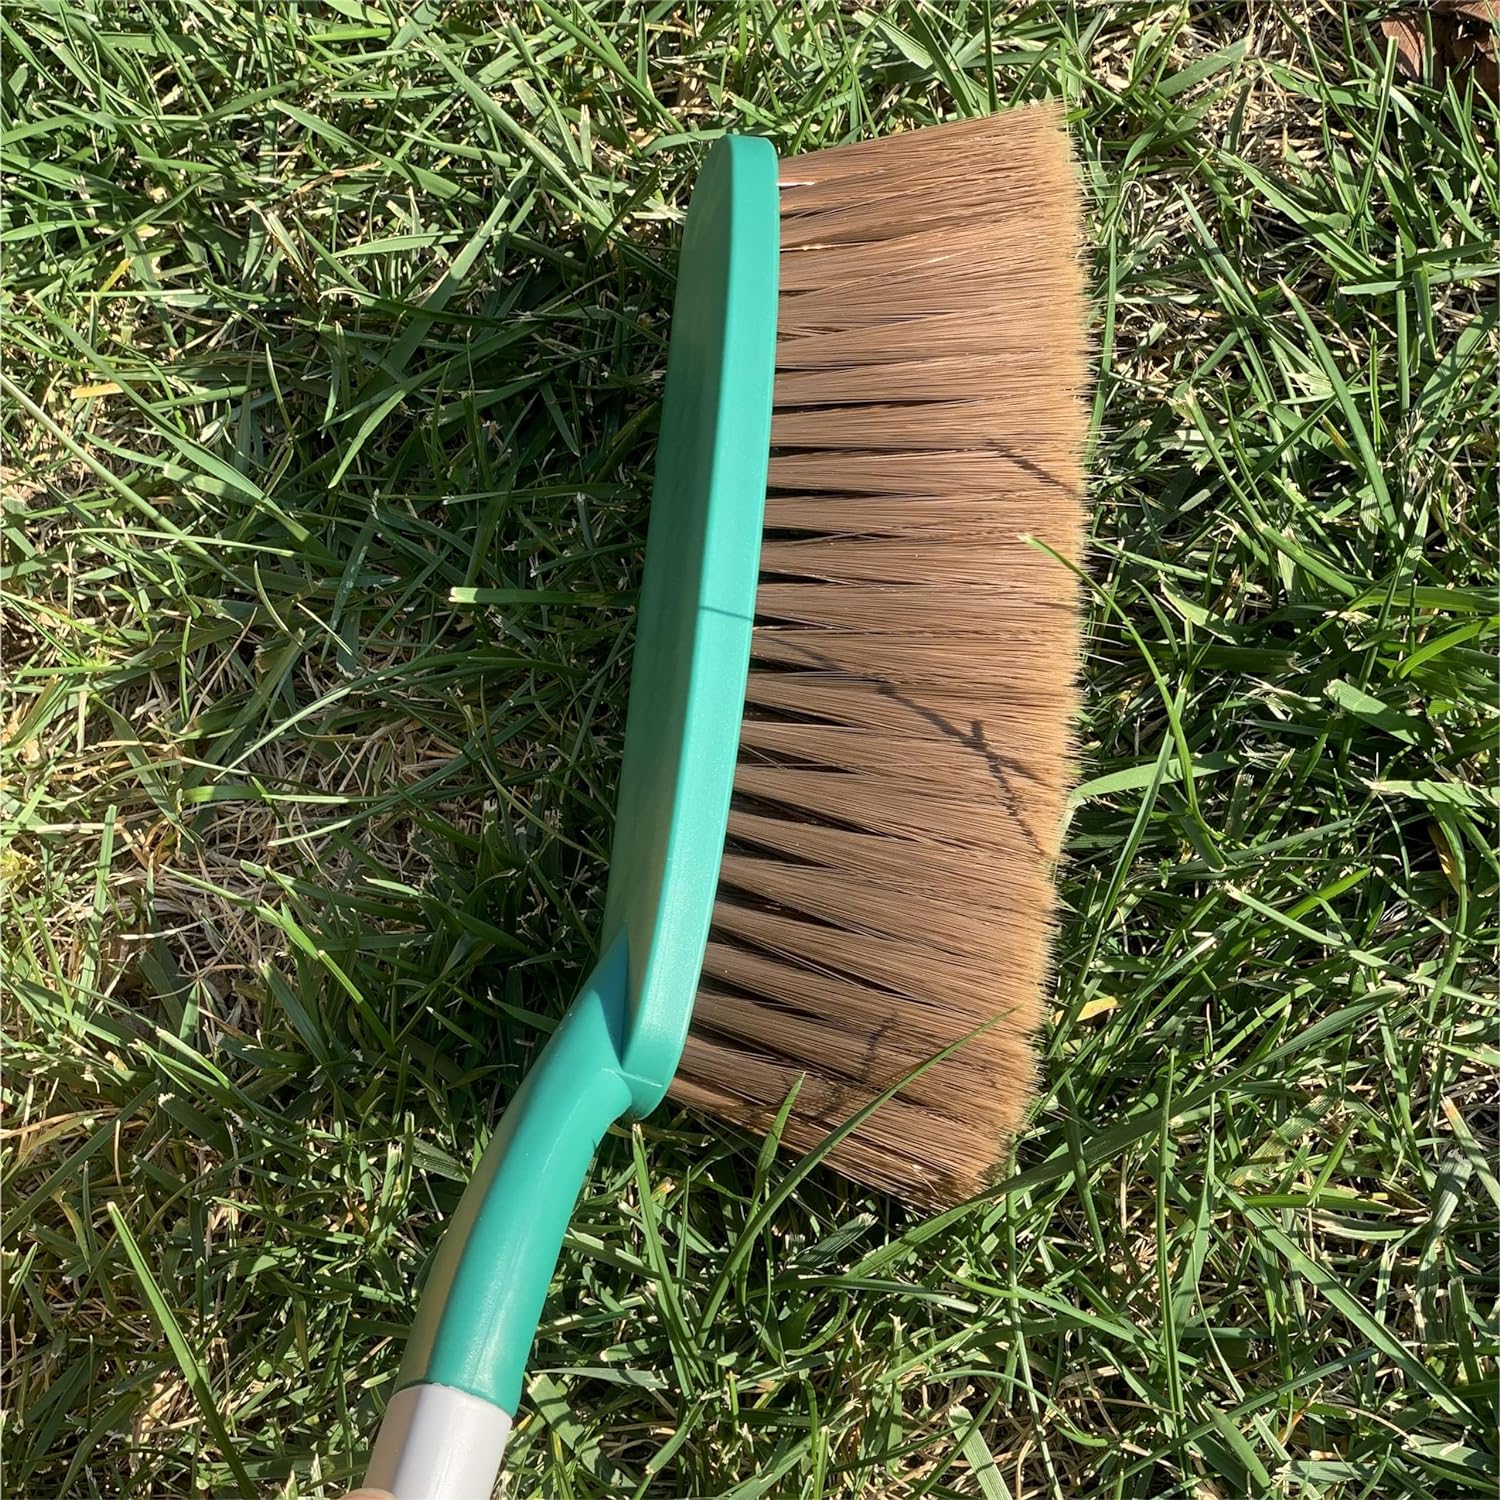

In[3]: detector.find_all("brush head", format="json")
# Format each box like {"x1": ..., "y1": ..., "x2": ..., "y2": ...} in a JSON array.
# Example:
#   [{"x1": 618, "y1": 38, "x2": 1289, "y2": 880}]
[{"x1": 669, "y1": 106, "x2": 1090, "y2": 1207}]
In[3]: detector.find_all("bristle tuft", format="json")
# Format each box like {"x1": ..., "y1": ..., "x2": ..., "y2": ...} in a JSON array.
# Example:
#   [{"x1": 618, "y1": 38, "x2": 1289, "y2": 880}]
[{"x1": 671, "y1": 106, "x2": 1090, "y2": 1207}]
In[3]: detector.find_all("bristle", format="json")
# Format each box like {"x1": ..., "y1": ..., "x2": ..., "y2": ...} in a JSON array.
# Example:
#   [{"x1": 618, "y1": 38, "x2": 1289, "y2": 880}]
[{"x1": 670, "y1": 105, "x2": 1090, "y2": 1207}]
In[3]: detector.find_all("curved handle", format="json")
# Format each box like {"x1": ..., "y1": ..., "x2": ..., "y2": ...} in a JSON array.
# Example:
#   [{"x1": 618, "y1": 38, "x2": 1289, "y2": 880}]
[{"x1": 365, "y1": 934, "x2": 633, "y2": 1498}]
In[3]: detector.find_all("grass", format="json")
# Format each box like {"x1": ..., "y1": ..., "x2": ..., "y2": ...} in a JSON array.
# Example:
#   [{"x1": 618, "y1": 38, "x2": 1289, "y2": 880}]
[{"x1": 3, "y1": 1, "x2": 1497, "y2": 1496}]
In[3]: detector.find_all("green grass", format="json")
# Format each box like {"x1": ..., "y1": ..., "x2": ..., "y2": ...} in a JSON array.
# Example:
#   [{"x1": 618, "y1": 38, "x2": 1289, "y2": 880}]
[{"x1": 3, "y1": 2, "x2": 1497, "y2": 1496}]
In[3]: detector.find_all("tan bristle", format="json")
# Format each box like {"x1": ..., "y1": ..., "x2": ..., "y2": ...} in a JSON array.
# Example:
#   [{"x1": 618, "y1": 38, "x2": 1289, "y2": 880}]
[{"x1": 669, "y1": 105, "x2": 1090, "y2": 1207}]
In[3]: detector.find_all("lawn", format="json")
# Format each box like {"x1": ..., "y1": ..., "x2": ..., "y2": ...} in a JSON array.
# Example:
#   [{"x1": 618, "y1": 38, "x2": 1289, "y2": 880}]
[{"x1": 3, "y1": 2, "x2": 1497, "y2": 1497}]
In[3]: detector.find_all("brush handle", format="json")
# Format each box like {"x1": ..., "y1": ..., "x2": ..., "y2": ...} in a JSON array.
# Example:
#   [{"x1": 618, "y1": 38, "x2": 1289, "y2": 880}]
[
  {"x1": 363, "y1": 134, "x2": 778, "y2": 1498},
  {"x1": 365, "y1": 935, "x2": 634, "y2": 1499}
]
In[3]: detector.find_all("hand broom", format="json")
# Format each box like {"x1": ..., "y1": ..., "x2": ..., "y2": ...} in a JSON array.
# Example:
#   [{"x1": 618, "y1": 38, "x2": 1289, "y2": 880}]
[{"x1": 363, "y1": 102, "x2": 1088, "y2": 1500}]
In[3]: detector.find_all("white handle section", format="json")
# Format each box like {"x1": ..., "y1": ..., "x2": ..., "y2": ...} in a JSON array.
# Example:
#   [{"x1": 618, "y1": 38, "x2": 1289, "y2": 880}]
[{"x1": 364, "y1": 1382, "x2": 512, "y2": 1500}]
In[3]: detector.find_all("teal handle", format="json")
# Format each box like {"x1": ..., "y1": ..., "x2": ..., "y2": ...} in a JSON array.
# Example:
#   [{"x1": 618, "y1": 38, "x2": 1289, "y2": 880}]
[
  {"x1": 377, "y1": 132, "x2": 778, "y2": 1460},
  {"x1": 395, "y1": 934, "x2": 635, "y2": 1414}
]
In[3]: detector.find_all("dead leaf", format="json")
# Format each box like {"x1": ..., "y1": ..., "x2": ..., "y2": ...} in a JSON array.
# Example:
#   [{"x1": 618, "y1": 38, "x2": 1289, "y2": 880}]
[
  {"x1": 1381, "y1": 2, "x2": 1499, "y2": 99},
  {"x1": 1430, "y1": 819, "x2": 1463, "y2": 896},
  {"x1": 1052, "y1": 995, "x2": 1118, "y2": 1026}
]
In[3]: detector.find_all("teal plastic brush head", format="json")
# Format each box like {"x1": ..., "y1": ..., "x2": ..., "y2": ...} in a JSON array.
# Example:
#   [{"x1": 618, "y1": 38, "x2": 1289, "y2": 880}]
[{"x1": 364, "y1": 135, "x2": 779, "y2": 1500}]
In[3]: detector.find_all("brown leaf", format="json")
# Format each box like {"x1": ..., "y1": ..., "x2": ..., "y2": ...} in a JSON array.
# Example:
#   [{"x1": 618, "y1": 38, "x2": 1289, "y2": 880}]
[
  {"x1": 1433, "y1": 1, "x2": 1500, "y2": 18},
  {"x1": 1381, "y1": 15, "x2": 1428, "y2": 79},
  {"x1": 1381, "y1": 2, "x2": 1499, "y2": 99}
]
